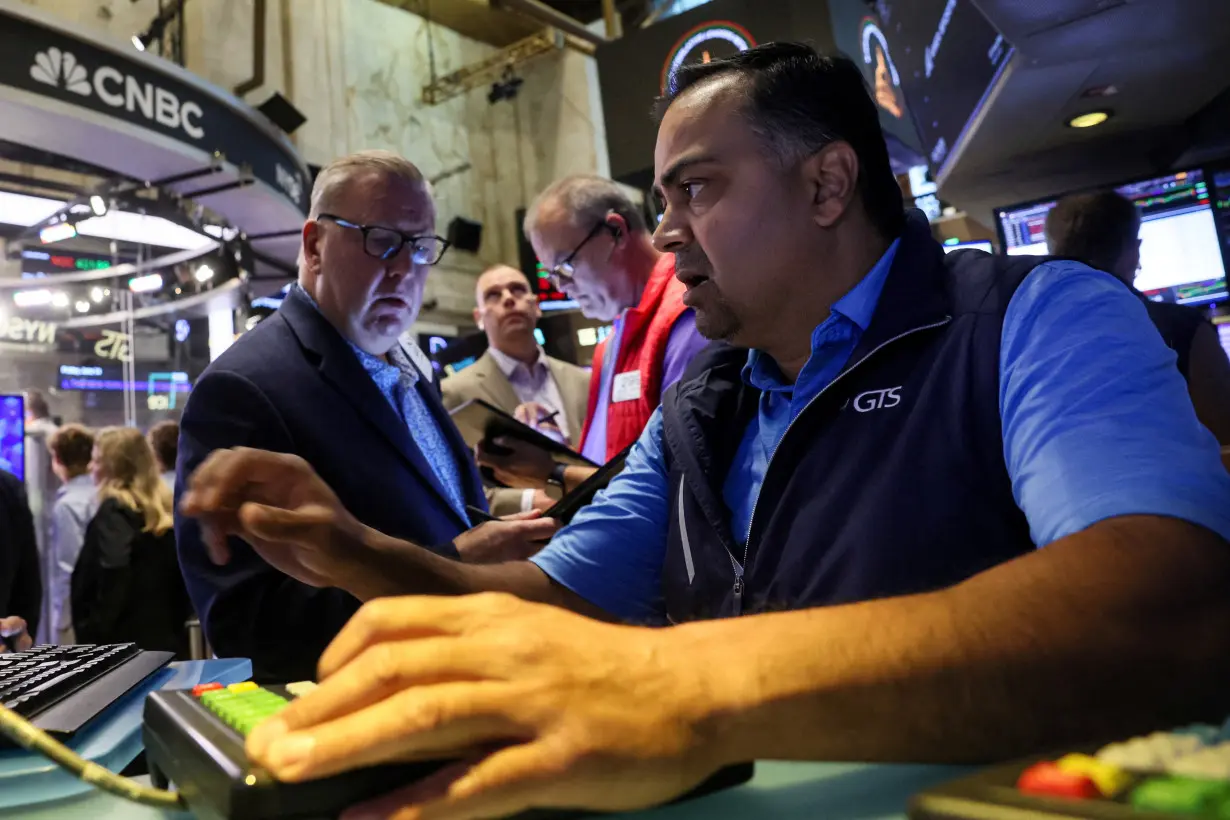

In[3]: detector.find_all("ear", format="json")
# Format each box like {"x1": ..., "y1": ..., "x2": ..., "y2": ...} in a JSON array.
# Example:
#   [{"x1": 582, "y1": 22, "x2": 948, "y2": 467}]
[
  {"x1": 803, "y1": 142, "x2": 861, "y2": 229},
  {"x1": 605, "y1": 211, "x2": 627, "y2": 242},
  {"x1": 473, "y1": 306, "x2": 483, "y2": 330},
  {"x1": 302, "y1": 219, "x2": 323, "y2": 275}
]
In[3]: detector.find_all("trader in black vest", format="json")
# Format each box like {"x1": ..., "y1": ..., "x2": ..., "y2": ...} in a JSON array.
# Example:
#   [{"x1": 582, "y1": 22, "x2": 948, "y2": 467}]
[
  {"x1": 1046, "y1": 190, "x2": 1230, "y2": 444},
  {"x1": 181, "y1": 45, "x2": 1230, "y2": 818}
]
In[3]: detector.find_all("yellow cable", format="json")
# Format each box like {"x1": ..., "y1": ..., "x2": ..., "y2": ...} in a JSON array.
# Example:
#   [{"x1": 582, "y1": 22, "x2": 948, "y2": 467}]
[{"x1": 0, "y1": 701, "x2": 185, "y2": 809}]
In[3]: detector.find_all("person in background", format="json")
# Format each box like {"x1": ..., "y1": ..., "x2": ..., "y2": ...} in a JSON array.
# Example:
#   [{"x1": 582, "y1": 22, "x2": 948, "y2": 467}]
[
  {"x1": 476, "y1": 175, "x2": 709, "y2": 494},
  {"x1": 174, "y1": 150, "x2": 557, "y2": 682},
  {"x1": 442, "y1": 264, "x2": 590, "y2": 514},
  {"x1": 148, "y1": 420, "x2": 179, "y2": 491},
  {"x1": 0, "y1": 468, "x2": 40, "y2": 652},
  {"x1": 182, "y1": 44, "x2": 1230, "y2": 819},
  {"x1": 23, "y1": 390, "x2": 58, "y2": 644},
  {"x1": 1046, "y1": 191, "x2": 1230, "y2": 444},
  {"x1": 46, "y1": 424, "x2": 96, "y2": 644},
  {"x1": 72, "y1": 427, "x2": 191, "y2": 656}
]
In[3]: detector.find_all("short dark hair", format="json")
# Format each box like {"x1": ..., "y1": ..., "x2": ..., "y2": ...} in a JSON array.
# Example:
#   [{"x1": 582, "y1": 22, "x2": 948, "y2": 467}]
[
  {"x1": 1045, "y1": 192, "x2": 1140, "y2": 275},
  {"x1": 25, "y1": 389, "x2": 50, "y2": 419},
  {"x1": 49, "y1": 424, "x2": 94, "y2": 473},
  {"x1": 654, "y1": 42, "x2": 905, "y2": 238},
  {"x1": 147, "y1": 420, "x2": 179, "y2": 472}
]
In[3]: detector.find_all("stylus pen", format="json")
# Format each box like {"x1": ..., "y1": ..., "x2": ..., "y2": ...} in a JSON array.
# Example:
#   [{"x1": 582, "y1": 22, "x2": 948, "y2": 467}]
[
  {"x1": 536, "y1": 409, "x2": 560, "y2": 426},
  {"x1": 466, "y1": 504, "x2": 499, "y2": 524}
]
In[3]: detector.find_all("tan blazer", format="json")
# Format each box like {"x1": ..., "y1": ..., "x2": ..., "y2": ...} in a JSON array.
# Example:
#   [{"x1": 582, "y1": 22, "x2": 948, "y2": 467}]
[{"x1": 442, "y1": 350, "x2": 591, "y2": 516}]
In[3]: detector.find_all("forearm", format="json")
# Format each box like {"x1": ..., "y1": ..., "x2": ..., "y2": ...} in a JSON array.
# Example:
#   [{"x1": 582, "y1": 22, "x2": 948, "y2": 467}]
[
  {"x1": 338, "y1": 524, "x2": 603, "y2": 616},
  {"x1": 683, "y1": 517, "x2": 1230, "y2": 765},
  {"x1": 562, "y1": 466, "x2": 596, "y2": 494}
]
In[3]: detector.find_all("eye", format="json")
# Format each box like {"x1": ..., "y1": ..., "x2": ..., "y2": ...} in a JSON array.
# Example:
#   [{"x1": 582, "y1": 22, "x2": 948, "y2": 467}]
[{"x1": 682, "y1": 181, "x2": 705, "y2": 200}]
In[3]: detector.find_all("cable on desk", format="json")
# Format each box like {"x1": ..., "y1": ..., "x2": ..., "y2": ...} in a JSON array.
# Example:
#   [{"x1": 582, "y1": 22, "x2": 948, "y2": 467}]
[{"x1": 0, "y1": 702, "x2": 186, "y2": 809}]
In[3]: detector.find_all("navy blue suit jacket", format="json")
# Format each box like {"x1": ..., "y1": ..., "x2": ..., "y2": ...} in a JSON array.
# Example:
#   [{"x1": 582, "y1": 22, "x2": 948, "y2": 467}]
[{"x1": 175, "y1": 287, "x2": 486, "y2": 682}]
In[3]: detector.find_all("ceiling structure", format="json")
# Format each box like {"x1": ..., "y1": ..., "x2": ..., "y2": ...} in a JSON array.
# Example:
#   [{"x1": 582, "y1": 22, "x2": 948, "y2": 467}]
[
  {"x1": 359, "y1": 0, "x2": 1230, "y2": 227},
  {"x1": 942, "y1": 0, "x2": 1230, "y2": 223}
]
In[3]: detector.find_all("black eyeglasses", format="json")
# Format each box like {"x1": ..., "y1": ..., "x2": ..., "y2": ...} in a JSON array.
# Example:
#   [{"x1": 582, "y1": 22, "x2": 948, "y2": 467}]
[
  {"x1": 548, "y1": 221, "x2": 611, "y2": 286},
  {"x1": 317, "y1": 213, "x2": 450, "y2": 266}
]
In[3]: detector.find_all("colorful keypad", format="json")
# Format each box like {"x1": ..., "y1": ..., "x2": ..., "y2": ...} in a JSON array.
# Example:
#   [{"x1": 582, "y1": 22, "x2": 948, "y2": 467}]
[
  {"x1": 1014, "y1": 723, "x2": 1230, "y2": 816},
  {"x1": 195, "y1": 681, "x2": 290, "y2": 736}
]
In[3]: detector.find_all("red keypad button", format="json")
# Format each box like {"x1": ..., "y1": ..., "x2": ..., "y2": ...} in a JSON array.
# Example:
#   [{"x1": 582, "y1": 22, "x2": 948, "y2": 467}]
[
  {"x1": 1017, "y1": 761, "x2": 1102, "y2": 799},
  {"x1": 192, "y1": 682, "x2": 224, "y2": 697}
]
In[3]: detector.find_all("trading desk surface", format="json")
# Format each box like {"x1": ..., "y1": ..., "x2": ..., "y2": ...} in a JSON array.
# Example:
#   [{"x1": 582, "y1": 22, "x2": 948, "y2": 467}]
[{"x1": 0, "y1": 758, "x2": 972, "y2": 819}]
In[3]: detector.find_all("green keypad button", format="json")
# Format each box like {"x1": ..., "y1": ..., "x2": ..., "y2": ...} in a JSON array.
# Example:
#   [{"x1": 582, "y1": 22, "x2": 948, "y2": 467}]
[
  {"x1": 1130, "y1": 776, "x2": 1230, "y2": 814},
  {"x1": 197, "y1": 683, "x2": 289, "y2": 737}
]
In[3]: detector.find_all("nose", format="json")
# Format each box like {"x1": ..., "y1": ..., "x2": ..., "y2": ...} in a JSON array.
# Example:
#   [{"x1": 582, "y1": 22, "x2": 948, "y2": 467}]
[
  {"x1": 652, "y1": 205, "x2": 690, "y2": 254},
  {"x1": 383, "y1": 245, "x2": 416, "y2": 279}
]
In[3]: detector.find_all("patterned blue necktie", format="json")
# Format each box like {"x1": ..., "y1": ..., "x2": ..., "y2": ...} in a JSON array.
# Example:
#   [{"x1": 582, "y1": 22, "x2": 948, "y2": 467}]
[{"x1": 351, "y1": 343, "x2": 468, "y2": 521}]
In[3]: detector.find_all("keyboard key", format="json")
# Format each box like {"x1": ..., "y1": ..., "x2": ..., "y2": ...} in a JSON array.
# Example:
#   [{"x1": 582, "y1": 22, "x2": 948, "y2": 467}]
[
  {"x1": 1098, "y1": 732, "x2": 1205, "y2": 773},
  {"x1": 1168, "y1": 742, "x2": 1230, "y2": 780},
  {"x1": 227, "y1": 681, "x2": 259, "y2": 693},
  {"x1": 192, "y1": 682, "x2": 224, "y2": 697},
  {"x1": 285, "y1": 681, "x2": 317, "y2": 698},
  {"x1": 1054, "y1": 754, "x2": 1133, "y2": 797},
  {"x1": 1017, "y1": 761, "x2": 1101, "y2": 799},
  {"x1": 1131, "y1": 776, "x2": 1230, "y2": 814}
]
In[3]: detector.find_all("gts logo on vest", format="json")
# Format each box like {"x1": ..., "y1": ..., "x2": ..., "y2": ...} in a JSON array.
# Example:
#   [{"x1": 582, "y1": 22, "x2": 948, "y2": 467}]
[
  {"x1": 847, "y1": 386, "x2": 903, "y2": 413},
  {"x1": 30, "y1": 48, "x2": 205, "y2": 139}
]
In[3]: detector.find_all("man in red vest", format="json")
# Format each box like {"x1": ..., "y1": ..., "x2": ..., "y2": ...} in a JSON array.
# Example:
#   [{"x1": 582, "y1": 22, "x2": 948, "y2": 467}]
[{"x1": 479, "y1": 175, "x2": 708, "y2": 495}]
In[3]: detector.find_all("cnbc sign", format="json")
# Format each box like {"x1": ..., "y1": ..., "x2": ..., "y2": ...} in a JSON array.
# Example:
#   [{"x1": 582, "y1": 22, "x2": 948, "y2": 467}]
[
  {"x1": 29, "y1": 47, "x2": 205, "y2": 139},
  {"x1": 0, "y1": 8, "x2": 312, "y2": 214}
]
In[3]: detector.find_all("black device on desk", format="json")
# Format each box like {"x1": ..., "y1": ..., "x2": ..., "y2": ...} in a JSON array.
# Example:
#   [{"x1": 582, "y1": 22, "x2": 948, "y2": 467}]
[
  {"x1": 144, "y1": 679, "x2": 754, "y2": 819},
  {"x1": 0, "y1": 643, "x2": 173, "y2": 748},
  {"x1": 909, "y1": 716, "x2": 1230, "y2": 820}
]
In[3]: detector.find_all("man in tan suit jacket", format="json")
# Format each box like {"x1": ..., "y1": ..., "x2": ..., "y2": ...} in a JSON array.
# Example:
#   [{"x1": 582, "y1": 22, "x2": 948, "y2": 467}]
[{"x1": 442, "y1": 265, "x2": 589, "y2": 515}]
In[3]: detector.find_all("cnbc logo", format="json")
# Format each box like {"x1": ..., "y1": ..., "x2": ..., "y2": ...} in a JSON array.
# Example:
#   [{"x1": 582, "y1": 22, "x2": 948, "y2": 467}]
[
  {"x1": 660, "y1": 21, "x2": 756, "y2": 94},
  {"x1": 29, "y1": 46, "x2": 205, "y2": 139}
]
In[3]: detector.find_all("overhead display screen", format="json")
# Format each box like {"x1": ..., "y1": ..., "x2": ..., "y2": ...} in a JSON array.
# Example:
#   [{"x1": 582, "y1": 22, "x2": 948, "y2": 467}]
[{"x1": 873, "y1": 0, "x2": 1013, "y2": 176}]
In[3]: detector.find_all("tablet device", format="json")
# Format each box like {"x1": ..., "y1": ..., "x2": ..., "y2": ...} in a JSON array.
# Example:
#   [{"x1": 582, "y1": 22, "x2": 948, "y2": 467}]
[
  {"x1": 449, "y1": 399, "x2": 596, "y2": 469},
  {"x1": 542, "y1": 445, "x2": 631, "y2": 524}
]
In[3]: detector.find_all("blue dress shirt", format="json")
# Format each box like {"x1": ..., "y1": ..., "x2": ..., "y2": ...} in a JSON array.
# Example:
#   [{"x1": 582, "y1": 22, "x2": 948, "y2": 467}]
[{"x1": 530, "y1": 255, "x2": 1230, "y2": 623}]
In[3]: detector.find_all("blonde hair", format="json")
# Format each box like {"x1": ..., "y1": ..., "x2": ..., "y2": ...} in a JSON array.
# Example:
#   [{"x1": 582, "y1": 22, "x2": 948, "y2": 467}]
[
  {"x1": 308, "y1": 150, "x2": 426, "y2": 219},
  {"x1": 93, "y1": 427, "x2": 173, "y2": 535}
]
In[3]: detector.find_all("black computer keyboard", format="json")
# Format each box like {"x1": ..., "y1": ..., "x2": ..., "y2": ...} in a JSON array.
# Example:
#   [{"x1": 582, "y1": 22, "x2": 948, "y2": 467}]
[{"x1": 0, "y1": 643, "x2": 174, "y2": 746}]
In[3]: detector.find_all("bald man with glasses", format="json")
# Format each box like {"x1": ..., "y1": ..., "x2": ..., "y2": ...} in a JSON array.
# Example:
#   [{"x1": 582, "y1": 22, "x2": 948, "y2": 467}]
[
  {"x1": 477, "y1": 175, "x2": 709, "y2": 495},
  {"x1": 174, "y1": 150, "x2": 557, "y2": 682}
]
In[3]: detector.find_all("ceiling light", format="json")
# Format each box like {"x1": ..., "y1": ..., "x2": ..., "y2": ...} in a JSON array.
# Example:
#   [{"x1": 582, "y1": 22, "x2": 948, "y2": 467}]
[
  {"x1": 89, "y1": 195, "x2": 108, "y2": 217},
  {"x1": 1067, "y1": 110, "x2": 1112, "y2": 128},
  {"x1": 39, "y1": 222, "x2": 78, "y2": 244},
  {"x1": 129, "y1": 273, "x2": 164, "y2": 293},
  {"x1": 75, "y1": 300, "x2": 90, "y2": 314},
  {"x1": 131, "y1": 34, "x2": 146, "y2": 51},
  {"x1": 50, "y1": 291, "x2": 69, "y2": 308},
  {"x1": 13, "y1": 289, "x2": 53, "y2": 307},
  {"x1": 90, "y1": 286, "x2": 106, "y2": 303},
  {"x1": 194, "y1": 264, "x2": 215, "y2": 283},
  {"x1": 0, "y1": 192, "x2": 213, "y2": 250}
]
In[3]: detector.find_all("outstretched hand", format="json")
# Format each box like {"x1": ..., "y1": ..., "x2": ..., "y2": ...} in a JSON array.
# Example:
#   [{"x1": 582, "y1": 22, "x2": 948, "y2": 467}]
[{"x1": 246, "y1": 594, "x2": 731, "y2": 820}]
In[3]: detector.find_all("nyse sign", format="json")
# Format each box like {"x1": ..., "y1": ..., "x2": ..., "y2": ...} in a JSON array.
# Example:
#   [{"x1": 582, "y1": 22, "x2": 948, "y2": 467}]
[{"x1": 94, "y1": 329, "x2": 132, "y2": 363}]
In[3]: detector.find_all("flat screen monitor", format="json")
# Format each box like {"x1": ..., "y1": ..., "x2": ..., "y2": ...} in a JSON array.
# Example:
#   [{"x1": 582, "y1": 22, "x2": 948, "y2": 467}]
[
  {"x1": 0, "y1": 395, "x2": 24, "y2": 482},
  {"x1": 942, "y1": 239, "x2": 993, "y2": 254},
  {"x1": 994, "y1": 169, "x2": 1228, "y2": 307},
  {"x1": 1215, "y1": 317, "x2": 1230, "y2": 362}
]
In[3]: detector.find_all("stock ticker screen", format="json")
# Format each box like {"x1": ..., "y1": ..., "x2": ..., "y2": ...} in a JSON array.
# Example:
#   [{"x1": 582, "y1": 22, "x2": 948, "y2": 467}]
[{"x1": 996, "y1": 169, "x2": 1229, "y2": 307}]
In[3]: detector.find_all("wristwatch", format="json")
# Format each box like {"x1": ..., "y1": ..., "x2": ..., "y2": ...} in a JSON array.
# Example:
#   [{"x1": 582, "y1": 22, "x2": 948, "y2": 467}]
[{"x1": 546, "y1": 461, "x2": 568, "y2": 490}]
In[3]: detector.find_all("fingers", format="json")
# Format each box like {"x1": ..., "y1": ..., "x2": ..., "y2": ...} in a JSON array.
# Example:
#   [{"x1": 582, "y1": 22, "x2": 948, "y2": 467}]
[
  {"x1": 501, "y1": 518, "x2": 559, "y2": 543},
  {"x1": 252, "y1": 637, "x2": 500, "y2": 749},
  {"x1": 0, "y1": 616, "x2": 28, "y2": 636},
  {"x1": 181, "y1": 447, "x2": 309, "y2": 516},
  {"x1": 251, "y1": 682, "x2": 522, "y2": 782},
  {"x1": 318, "y1": 597, "x2": 482, "y2": 680},
  {"x1": 239, "y1": 502, "x2": 333, "y2": 545}
]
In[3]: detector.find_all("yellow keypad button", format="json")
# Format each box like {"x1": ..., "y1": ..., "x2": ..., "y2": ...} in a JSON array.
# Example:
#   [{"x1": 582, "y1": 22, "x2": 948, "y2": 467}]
[
  {"x1": 227, "y1": 681, "x2": 260, "y2": 693},
  {"x1": 1057, "y1": 753, "x2": 1134, "y2": 797}
]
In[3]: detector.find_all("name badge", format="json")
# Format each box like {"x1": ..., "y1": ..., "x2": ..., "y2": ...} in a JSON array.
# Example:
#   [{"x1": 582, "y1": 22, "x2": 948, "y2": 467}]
[{"x1": 612, "y1": 371, "x2": 642, "y2": 403}]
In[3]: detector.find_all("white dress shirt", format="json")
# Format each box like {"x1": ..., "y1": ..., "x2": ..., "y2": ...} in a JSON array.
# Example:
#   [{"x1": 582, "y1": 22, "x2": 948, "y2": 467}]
[{"x1": 486, "y1": 345, "x2": 571, "y2": 443}]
